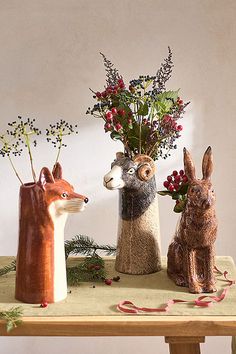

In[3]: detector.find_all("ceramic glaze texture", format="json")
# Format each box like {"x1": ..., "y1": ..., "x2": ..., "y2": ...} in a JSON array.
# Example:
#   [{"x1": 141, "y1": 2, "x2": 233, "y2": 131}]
[
  {"x1": 15, "y1": 163, "x2": 88, "y2": 304},
  {"x1": 167, "y1": 147, "x2": 218, "y2": 293},
  {"x1": 104, "y1": 153, "x2": 161, "y2": 275}
]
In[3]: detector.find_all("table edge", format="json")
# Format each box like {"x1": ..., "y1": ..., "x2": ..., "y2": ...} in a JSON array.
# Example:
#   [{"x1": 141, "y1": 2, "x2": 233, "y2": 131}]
[{"x1": 1, "y1": 315, "x2": 236, "y2": 336}]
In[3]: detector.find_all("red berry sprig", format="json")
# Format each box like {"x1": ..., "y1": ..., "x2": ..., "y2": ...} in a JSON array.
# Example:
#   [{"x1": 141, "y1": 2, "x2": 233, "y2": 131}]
[
  {"x1": 162, "y1": 115, "x2": 183, "y2": 133},
  {"x1": 159, "y1": 169, "x2": 189, "y2": 213},
  {"x1": 103, "y1": 105, "x2": 134, "y2": 134},
  {"x1": 163, "y1": 169, "x2": 188, "y2": 192},
  {"x1": 95, "y1": 79, "x2": 126, "y2": 102}
]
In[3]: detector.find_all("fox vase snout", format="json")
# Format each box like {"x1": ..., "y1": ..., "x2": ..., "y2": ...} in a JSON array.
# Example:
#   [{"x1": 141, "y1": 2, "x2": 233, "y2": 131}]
[
  {"x1": 15, "y1": 163, "x2": 88, "y2": 304},
  {"x1": 104, "y1": 154, "x2": 162, "y2": 275}
]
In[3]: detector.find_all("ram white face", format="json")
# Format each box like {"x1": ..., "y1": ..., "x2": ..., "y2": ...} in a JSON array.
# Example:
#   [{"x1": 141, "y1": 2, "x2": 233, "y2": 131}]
[{"x1": 103, "y1": 165, "x2": 125, "y2": 190}]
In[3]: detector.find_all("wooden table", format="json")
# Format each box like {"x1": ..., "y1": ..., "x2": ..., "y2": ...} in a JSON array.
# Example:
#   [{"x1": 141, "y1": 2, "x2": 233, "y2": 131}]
[{"x1": 0, "y1": 256, "x2": 236, "y2": 354}]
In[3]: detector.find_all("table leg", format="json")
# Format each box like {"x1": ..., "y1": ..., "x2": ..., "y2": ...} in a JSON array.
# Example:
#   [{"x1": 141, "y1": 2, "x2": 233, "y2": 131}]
[{"x1": 165, "y1": 336, "x2": 205, "y2": 354}]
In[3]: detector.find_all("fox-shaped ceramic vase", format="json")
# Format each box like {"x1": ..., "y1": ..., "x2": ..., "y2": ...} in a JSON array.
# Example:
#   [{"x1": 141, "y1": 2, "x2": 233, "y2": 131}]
[{"x1": 15, "y1": 163, "x2": 88, "y2": 304}]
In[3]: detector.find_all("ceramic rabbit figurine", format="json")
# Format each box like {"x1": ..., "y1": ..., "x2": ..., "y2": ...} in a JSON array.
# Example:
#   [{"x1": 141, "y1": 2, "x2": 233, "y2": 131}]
[{"x1": 167, "y1": 146, "x2": 218, "y2": 293}]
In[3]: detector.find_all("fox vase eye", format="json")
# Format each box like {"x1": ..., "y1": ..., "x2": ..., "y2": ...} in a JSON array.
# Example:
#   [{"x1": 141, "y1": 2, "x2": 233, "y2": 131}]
[
  {"x1": 61, "y1": 192, "x2": 68, "y2": 198},
  {"x1": 15, "y1": 163, "x2": 89, "y2": 304},
  {"x1": 103, "y1": 153, "x2": 161, "y2": 275}
]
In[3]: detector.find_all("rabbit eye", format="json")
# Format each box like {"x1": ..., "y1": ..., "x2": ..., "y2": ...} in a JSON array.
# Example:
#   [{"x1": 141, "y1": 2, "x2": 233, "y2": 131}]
[
  {"x1": 190, "y1": 186, "x2": 199, "y2": 193},
  {"x1": 127, "y1": 168, "x2": 135, "y2": 175},
  {"x1": 61, "y1": 192, "x2": 68, "y2": 198}
]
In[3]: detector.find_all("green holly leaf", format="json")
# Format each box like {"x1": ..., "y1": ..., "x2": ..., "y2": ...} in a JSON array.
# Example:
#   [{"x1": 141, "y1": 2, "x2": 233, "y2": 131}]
[
  {"x1": 163, "y1": 100, "x2": 173, "y2": 111},
  {"x1": 141, "y1": 102, "x2": 149, "y2": 116},
  {"x1": 173, "y1": 199, "x2": 187, "y2": 213},
  {"x1": 137, "y1": 102, "x2": 149, "y2": 116},
  {"x1": 154, "y1": 100, "x2": 173, "y2": 116},
  {"x1": 178, "y1": 183, "x2": 189, "y2": 195},
  {"x1": 158, "y1": 190, "x2": 173, "y2": 196},
  {"x1": 158, "y1": 90, "x2": 179, "y2": 102},
  {"x1": 172, "y1": 192, "x2": 180, "y2": 200},
  {"x1": 110, "y1": 131, "x2": 121, "y2": 140}
]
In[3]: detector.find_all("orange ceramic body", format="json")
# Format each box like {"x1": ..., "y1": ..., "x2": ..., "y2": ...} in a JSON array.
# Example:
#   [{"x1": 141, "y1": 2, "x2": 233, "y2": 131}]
[{"x1": 15, "y1": 163, "x2": 88, "y2": 304}]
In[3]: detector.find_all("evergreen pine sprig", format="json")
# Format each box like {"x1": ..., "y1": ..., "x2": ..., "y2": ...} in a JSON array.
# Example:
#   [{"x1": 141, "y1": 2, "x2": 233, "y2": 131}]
[
  {"x1": 100, "y1": 52, "x2": 122, "y2": 87},
  {"x1": 0, "y1": 260, "x2": 16, "y2": 276},
  {"x1": 0, "y1": 307, "x2": 23, "y2": 332},
  {"x1": 67, "y1": 256, "x2": 107, "y2": 286},
  {"x1": 45, "y1": 119, "x2": 78, "y2": 167},
  {"x1": 0, "y1": 237, "x2": 116, "y2": 289},
  {"x1": 65, "y1": 235, "x2": 116, "y2": 260}
]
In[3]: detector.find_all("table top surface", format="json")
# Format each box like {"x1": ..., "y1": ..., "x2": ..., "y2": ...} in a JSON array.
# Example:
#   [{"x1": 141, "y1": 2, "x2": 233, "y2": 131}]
[{"x1": 0, "y1": 256, "x2": 236, "y2": 337}]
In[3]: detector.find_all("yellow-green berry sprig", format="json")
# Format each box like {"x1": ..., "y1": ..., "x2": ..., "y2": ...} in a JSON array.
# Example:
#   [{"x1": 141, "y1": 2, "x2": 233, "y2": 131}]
[
  {"x1": 6, "y1": 116, "x2": 41, "y2": 183},
  {"x1": 45, "y1": 119, "x2": 78, "y2": 166},
  {"x1": 0, "y1": 116, "x2": 41, "y2": 184}
]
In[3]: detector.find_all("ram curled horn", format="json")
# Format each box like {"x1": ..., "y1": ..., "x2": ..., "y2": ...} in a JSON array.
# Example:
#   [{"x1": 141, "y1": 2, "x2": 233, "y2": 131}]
[{"x1": 133, "y1": 155, "x2": 156, "y2": 181}]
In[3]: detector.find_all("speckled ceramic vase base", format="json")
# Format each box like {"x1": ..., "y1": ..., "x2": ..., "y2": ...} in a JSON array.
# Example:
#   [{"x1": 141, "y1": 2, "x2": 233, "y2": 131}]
[{"x1": 115, "y1": 195, "x2": 162, "y2": 275}]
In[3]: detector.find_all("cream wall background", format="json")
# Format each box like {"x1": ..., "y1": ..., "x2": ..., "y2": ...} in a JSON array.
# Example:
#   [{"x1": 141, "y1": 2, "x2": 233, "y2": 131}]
[{"x1": 0, "y1": 0, "x2": 235, "y2": 353}]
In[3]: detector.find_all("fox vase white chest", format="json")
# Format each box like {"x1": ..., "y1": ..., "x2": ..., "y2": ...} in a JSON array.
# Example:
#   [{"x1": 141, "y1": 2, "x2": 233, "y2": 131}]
[
  {"x1": 15, "y1": 163, "x2": 88, "y2": 304},
  {"x1": 104, "y1": 153, "x2": 161, "y2": 275}
]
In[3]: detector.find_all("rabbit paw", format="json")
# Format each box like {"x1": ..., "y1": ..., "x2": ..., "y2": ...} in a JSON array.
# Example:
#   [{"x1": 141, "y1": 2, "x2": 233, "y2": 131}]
[
  {"x1": 203, "y1": 283, "x2": 217, "y2": 293},
  {"x1": 189, "y1": 283, "x2": 202, "y2": 294},
  {"x1": 175, "y1": 276, "x2": 188, "y2": 287}
]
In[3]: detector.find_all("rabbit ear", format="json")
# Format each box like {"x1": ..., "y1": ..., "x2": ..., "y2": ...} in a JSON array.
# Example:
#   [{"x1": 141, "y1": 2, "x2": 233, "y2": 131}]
[
  {"x1": 202, "y1": 146, "x2": 213, "y2": 180},
  {"x1": 183, "y1": 147, "x2": 196, "y2": 181}
]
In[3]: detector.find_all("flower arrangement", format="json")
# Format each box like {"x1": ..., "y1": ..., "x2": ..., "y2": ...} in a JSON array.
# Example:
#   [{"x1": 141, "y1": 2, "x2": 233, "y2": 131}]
[
  {"x1": 87, "y1": 48, "x2": 189, "y2": 160},
  {"x1": 0, "y1": 116, "x2": 78, "y2": 184},
  {"x1": 158, "y1": 169, "x2": 189, "y2": 212}
]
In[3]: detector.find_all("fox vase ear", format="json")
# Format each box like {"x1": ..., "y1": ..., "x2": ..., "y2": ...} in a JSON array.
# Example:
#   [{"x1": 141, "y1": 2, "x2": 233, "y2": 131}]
[
  {"x1": 15, "y1": 165, "x2": 88, "y2": 304},
  {"x1": 38, "y1": 167, "x2": 55, "y2": 189},
  {"x1": 103, "y1": 153, "x2": 161, "y2": 275},
  {"x1": 52, "y1": 162, "x2": 63, "y2": 180}
]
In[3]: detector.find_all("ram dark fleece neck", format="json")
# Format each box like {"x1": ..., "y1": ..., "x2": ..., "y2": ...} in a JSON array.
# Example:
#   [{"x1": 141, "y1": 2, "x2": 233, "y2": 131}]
[{"x1": 119, "y1": 176, "x2": 157, "y2": 220}]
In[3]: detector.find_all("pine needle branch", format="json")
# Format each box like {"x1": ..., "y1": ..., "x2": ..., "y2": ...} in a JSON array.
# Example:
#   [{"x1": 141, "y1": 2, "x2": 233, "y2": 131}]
[
  {"x1": 65, "y1": 235, "x2": 116, "y2": 260},
  {"x1": 0, "y1": 236, "x2": 115, "y2": 289},
  {"x1": 0, "y1": 307, "x2": 23, "y2": 332},
  {"x1": 0, "y1": 259, "x2": 16, "y2": 276},
  {"x1": 67, "y1": 256, "x2": 106, "y2": 286}
]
